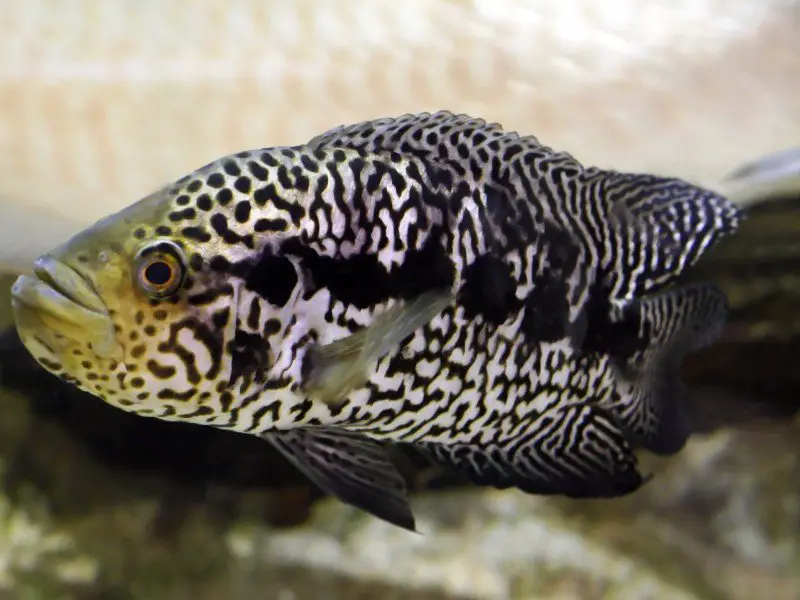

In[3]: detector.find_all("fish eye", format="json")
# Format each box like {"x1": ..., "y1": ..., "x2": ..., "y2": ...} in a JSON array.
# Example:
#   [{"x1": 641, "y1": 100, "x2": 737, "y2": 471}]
[{"x1": 133, "y1": 241, "x2": 187, "y2": 298}]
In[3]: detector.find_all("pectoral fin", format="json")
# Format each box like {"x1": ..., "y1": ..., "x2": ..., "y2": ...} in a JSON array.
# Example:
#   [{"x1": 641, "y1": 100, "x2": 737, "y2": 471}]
[
  {"x1": 302, "y1": 290, "x2": 452, "y2": 406},
  {"x1": 414, "y1": 404, "x2": 646, "y2": 498},
  {"x1": 262, "y1": 426, "x2": 416, "y2": 531}
]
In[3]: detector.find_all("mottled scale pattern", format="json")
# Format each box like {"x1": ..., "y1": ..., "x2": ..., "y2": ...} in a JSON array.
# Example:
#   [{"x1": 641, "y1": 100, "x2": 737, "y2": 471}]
[
  {"x1": 18, "y1": 112, "x2": 740, "y2": 505},
  {"x1": 309, "y1": 111, "x2": 741, "y2": 301}
]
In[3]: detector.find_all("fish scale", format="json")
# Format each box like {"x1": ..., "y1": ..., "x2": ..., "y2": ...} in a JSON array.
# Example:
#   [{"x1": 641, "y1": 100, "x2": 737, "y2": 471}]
[{"x1": 11, "y1": 111, "x2": 741, "y2": 531}]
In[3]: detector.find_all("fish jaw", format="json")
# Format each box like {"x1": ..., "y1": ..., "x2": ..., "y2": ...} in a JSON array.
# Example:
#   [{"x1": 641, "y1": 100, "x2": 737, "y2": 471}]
[{"x1": 10, "y1": 256, "x2": 121, "y2": 362}]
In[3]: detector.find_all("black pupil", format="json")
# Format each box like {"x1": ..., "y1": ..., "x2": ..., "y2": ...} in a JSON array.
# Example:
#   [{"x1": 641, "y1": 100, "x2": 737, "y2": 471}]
[{"x1": 144, "y1": 261, "x2": 173, "y2": 286}]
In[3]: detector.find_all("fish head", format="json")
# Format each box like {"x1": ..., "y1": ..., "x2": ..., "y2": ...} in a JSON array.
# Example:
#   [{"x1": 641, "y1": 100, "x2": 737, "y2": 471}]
[{"x1": 10, "y1": 157, "x2": 312, "y2": 422}]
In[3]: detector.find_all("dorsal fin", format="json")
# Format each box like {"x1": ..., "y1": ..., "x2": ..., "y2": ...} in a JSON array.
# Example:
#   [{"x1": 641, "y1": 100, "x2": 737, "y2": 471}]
[{"x1": 309, "y1": 111, "x2": 742, "y2": 299}]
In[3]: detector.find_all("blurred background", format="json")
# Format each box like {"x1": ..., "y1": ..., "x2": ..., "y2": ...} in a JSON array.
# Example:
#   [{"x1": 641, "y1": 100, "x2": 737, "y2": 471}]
[{"x1": 0, "y1": 0, "x2": 798, "y2": 598}]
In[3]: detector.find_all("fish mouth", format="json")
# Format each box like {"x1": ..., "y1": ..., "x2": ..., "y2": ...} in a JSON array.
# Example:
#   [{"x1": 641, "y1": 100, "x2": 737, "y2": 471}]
[{"x1": 11, "y1": 256, "x2": 121, "y2": 360}]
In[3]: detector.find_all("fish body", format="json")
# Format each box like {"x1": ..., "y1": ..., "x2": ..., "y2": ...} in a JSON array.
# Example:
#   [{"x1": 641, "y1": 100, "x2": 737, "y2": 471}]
[{"x1": 10, "y1": 112, "x2": 741, "y2": 530}]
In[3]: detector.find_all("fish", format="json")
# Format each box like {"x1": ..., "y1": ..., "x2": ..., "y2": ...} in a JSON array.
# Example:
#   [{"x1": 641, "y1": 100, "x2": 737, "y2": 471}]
[
  {"x1": 10, "y1": 111, "x2": 742, "y2": 531},
  {"x1": 1, "y1": 0, "x2": 798, "y2": 274}
]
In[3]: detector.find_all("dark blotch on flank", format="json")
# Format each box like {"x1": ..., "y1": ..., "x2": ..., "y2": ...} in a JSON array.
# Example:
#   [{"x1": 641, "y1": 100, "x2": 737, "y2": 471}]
[
  {"x1": 156, "y1": 226, "x2": 172, "y2": 236},
  {"x1": 460, "y1": 255, "x2": 519, "y2": 325},
  {"x1": 186, "y1": 179, "x2": 203, "y2": 193},
  {"x1": 281, "y1": 233, "x2": 453, "y2": 309},
  {"x1": 519, "y1": 227, "x2": 585, "y2": 342},
  {"x1": 245, "y1": 253, "x2": 298, "y2": 307},
  {"x1": 581, "y1": 292, "x2": 647, "y2": 361},
  {"x1": 520, "y1": 272, "x2": 569, "y2": 343}
]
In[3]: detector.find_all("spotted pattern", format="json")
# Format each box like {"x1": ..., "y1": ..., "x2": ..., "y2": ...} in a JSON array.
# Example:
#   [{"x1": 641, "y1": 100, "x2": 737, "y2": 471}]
[{"x1": 24, "y1": 111, "x2": 741, "y2": 497}]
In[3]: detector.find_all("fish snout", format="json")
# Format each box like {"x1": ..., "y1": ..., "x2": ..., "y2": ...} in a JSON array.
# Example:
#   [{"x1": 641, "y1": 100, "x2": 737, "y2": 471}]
[{"x1": 10, "y1": 257, "x2": 122, "y2": 360}]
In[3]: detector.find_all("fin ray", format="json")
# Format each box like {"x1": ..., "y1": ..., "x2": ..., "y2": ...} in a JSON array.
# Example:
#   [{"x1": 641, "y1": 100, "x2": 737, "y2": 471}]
[
  {"x1": 593, "y1": 282, "x2": 730, "y2": 455},
  {"x1": 263, "y1": 426, "x2": 416, "y2": 531},
  {"x1": 415, "y1": 404, "x2": 645, "y2": 498}
]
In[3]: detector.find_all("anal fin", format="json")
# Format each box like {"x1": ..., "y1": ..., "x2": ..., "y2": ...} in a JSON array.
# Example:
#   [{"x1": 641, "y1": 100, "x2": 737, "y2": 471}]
[
  {"x1": 415, "y1": 404, "x2": 646, "y2": 499},
  {"x1": 262, "y1": 426, "x2": 416, "y2": 531}
]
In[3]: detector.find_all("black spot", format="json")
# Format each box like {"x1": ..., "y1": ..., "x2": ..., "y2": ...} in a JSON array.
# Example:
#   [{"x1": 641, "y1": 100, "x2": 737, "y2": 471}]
[
  {"x1": 248, "y1": 161, "x2": 268, "y2": 181},
  {"x1": 207, "y1": 173, "x2": 225, "y2": 188},
  {"x1": 254, "y1": 218, "x2": 288, "y2": 233},
  {"x1": 246, "y1": 297, "x2": 262, "y2": 330},
  {"x1": 209, "y1": 256, "x2": 232, "y2": 272},
  {"x1": 459, "y1": 255, "x2": 519, "y2": 325},
  {"x1": 234, "y1": 177, "x2": 252, "y2": 194},
  {"x1": 157, "y1": 389, "x2": 198, "y2": 402},
  {"x1": 189, "y1": 253, "x2": 204, "y2": 271},
  {"x1": 260, "y1": 152, "x2": 279, "y2": 167},
  {"x1": 196, "y1": 194, "x2": 212, "y2": 211},
  {"x1": 245, "y1": 253, "x2": 298, "y2": 307},
  {"x1": 216, "y1": 188, "x2": 233, "y2": 205},
  {"x1": 210, "y1": 213, "x2": 242, "y2": 244},
  {"x1": 223, "y1": 160, "x2": 241, "y2": 176},
  {"x1": 155, "y1": 226, "x2": 172, "y2": 236},
  {"x1": 265, "y1": 318, "x2": 281, "y2": 335},
  {"x1": 134, "y1": 228, "x2": 146, "y2": 239},
  {"x1": 182, "y1": 227, "x2": 211, "y2": 243},
  {"x1": 147, "y1": 359, "x2": 177, "y2": 379},
  {"x1": 176, "y1": 194, "x2": 191, "y2": 206},
  {"x1": 234, "y1": 201, "x2": 252, "y2": 223},
  {"x1": 300, "y1": 154, "x2": 319, "y2": 172},
  {"x1": 187, "y1": 179, "x2": 203, "y2": 192},
  {"x1": 212, "y1": 308, "x2": 231, "y2": 329}
]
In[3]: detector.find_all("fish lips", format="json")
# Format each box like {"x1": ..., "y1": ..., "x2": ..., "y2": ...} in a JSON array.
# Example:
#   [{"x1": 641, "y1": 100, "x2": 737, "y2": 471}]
[{"x1": 11, "y1": 256, "x2": 121, "y2": 360}]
